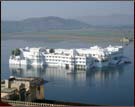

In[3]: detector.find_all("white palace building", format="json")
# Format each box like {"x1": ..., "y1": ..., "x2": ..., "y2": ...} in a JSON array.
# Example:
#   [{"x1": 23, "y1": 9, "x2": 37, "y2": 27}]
[{"x1": 9, "y1": 45, "x2": 130, "y2": 70}]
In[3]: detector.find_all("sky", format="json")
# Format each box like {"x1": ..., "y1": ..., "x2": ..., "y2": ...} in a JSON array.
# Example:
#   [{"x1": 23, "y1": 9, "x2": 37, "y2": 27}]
[{"x1": 1, "y1": 1, "x2": 134, "y2": 21}]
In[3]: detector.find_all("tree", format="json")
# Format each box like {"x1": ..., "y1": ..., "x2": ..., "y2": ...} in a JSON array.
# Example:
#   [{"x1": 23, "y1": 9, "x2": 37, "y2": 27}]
[
  {"x1": 12, "y1": 50, "x2": 15, "y2": 55},
  {"x1": 12, "y1": 48, "x2": 21, "y2": 56},
  {"x1": 49, "y1": 48, "x2": 55, "y2": 53}
]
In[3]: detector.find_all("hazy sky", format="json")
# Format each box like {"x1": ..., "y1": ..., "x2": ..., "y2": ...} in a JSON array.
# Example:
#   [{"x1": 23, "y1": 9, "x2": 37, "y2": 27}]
[{"x1": 1, "y1": 1, "x2": 134, "y2": 21}]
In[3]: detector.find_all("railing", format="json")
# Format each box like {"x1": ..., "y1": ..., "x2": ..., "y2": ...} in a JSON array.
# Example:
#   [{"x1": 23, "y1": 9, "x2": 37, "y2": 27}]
[{"x1": 2, "y1": 100, "x2": 66, "y2": 107}]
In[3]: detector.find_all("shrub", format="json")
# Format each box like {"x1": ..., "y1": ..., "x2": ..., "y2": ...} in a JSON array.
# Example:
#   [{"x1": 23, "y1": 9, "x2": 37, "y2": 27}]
[
  {"x1": 12, "y1": 48, "x2": 21, "y2": 56},
  {"x1": 12, "y1": 50, "x2": 15, "y2": 55},
  {"x1": 49, "y1": 48, "x2": 55, "y2": 53}
]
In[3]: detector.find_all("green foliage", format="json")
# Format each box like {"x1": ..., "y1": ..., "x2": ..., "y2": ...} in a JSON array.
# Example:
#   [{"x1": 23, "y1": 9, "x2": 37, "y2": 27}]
[
  {"x1": 12, "y1": 50, "x2": 15, "y2": 55},
  {"x1": 12, "y1": 48, "x2": 21, "y2": 56},
  {"x1": 49, "y1": 48, "x2": 55, "y2": 53}
]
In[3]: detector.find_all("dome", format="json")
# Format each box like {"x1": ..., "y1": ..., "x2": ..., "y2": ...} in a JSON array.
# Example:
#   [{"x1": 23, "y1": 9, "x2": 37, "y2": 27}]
[
  {"x1": 9, "y1": 76, "x2": 15, "y2": 79},
  {"x1": 25, "y1": 47, "x2": 29, "y2": 50}
]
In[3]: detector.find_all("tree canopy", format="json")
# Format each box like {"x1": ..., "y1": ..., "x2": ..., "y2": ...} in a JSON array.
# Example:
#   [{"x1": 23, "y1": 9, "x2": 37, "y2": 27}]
[
  {"x1": 49, "y1": 48, "x2": 55, "y2": 53},
  {"x1": 12, "y1": 48, "x2": 21, "y2": 56}
]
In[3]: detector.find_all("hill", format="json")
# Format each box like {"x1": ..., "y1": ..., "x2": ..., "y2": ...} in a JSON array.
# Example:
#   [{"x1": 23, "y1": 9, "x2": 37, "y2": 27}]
[
  {"x1": 76, "y1": 14, "x2": 133, "y2": 27},
  {"x1": 2, "y1": 16, "x2": 91, "y2": 33}
]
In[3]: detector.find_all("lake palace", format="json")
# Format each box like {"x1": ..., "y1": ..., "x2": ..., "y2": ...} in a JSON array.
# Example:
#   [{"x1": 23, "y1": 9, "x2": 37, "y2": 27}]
[{"x1": 9, "y1": 45, "x2": 130, "y2": 70}]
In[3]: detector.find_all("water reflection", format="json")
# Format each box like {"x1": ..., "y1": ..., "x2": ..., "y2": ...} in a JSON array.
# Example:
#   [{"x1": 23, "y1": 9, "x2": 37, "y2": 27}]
[
  {"x1": 86, "y1": 66, "x2": 124, "y2": 87},
  {"x1": 9, "y1": 64, "x2": 124, "y2": 87}
]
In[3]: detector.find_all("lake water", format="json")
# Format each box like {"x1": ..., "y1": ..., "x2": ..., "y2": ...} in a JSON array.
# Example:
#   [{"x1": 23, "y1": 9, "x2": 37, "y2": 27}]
[{"x1": 1, "y1": 38, "x2": 134, "y2": 106}]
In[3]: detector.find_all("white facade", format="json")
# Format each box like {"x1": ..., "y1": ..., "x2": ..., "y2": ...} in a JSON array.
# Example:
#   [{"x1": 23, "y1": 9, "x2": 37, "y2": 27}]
[{"x1": 9, "y1": 45, "x2": 129, "y2": 69}]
